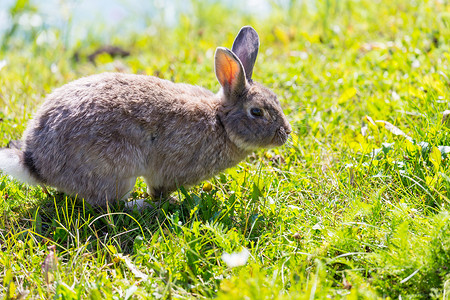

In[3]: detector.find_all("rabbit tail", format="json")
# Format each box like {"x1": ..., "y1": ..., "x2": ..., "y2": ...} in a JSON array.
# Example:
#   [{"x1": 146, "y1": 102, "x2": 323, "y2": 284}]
[{"x1": 0, "y1": 148, "x2": 38, "y2": 185}]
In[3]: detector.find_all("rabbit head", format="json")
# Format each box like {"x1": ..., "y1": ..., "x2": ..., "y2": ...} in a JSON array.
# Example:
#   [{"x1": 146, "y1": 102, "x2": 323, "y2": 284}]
[{"x1": 215, "y1": 26, "x2": 291, "y2": 151}]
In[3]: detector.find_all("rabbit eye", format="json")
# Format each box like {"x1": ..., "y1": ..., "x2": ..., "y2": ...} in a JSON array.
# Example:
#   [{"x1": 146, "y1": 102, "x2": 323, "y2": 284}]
[{"x1": 250, "y1": 107, "x2": 263, "y2": 117}]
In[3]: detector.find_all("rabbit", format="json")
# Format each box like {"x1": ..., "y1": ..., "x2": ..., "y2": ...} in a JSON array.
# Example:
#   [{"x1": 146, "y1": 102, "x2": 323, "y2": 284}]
[{"x1": 0, "y1": 26, "x2": 292, "y2": 208}]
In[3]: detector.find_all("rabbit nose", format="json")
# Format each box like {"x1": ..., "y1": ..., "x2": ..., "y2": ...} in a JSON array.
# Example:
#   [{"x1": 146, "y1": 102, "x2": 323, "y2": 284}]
[{"x1": 284, "y1": 124, "x2": 292, "y2": 135}]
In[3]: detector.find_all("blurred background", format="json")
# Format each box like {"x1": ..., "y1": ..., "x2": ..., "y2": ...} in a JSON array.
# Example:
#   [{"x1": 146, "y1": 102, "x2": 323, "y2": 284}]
[
  {"x1": 0, "y1": 0, "x2": 303, "y2": 49},
  {"x1": 0, "y1": 0, "x2": 277, "y2": 47}
]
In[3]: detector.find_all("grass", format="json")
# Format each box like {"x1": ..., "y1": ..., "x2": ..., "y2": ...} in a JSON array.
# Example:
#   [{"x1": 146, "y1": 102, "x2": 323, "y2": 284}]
[{"x1": 1, "y1": 0, "x2": 450, "y2": 298}]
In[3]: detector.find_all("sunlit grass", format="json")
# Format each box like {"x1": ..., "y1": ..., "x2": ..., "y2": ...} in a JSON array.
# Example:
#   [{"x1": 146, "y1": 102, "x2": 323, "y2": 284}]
[{"x1": 1, "y1": 0, "x2": 450, "y2": 299}]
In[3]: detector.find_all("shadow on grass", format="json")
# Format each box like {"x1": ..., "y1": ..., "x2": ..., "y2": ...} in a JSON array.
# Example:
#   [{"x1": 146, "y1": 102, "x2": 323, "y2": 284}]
[{"x1": 2, "y1": 185, "x2": 242, "y2": 255}]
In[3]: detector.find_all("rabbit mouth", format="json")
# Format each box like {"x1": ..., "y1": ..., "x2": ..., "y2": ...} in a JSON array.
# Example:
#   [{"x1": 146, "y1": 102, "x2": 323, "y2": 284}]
[
  {"x1": 228, "y1": 127, "x2": 290, "y2": 150},
  {"x1": 271, "y1": 127, "x2": 290, "y2": 146}
]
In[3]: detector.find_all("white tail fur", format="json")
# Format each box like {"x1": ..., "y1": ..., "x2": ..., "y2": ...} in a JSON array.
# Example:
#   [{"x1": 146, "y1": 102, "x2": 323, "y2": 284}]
[{"x1": 0, "y1": 149, "x2": 38, "y2": 185}]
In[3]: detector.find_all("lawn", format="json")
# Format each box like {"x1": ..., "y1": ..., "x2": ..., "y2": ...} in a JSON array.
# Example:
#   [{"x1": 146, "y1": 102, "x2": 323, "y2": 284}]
[{"x1": 1, "y1": 0, "x2": 450, "y2": 299}]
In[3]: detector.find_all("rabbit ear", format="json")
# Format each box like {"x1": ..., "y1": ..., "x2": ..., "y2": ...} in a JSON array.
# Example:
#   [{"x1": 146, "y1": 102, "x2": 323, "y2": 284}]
[
  {"x1": 231, "y1": 26, "x2": 259, "y2": 81},
  {"x1": 215, "y1": 47, "x2": 246, "y2": 97}
]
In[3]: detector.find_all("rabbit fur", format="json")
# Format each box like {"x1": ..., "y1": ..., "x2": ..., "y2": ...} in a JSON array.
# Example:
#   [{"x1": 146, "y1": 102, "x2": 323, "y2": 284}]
[{"x1": 0, "y1": 26, "x2": 291, "y2": 207}]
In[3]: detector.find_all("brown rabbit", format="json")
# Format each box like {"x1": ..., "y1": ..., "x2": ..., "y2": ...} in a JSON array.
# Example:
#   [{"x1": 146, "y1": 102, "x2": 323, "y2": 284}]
[{"x1": 0, "y1": 26, "x2": 291, "y2": 208}]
